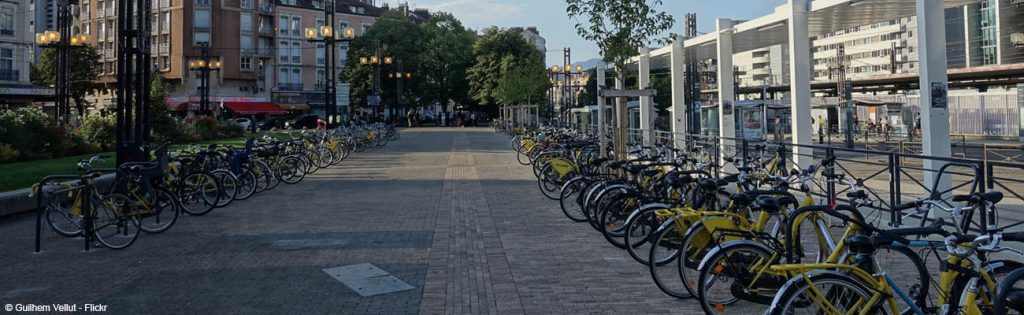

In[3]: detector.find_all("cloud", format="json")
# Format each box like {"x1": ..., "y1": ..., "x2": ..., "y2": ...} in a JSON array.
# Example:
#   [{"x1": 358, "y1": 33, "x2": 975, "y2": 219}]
[{"x1": 415, "y1": 0, "x2": 524, "y2": 29}]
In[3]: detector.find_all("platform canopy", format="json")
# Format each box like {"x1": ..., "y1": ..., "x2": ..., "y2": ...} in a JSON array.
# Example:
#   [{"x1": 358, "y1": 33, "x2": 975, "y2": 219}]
[{"x1": 629, "y1": 0, "x2": 985, "y2": 68}]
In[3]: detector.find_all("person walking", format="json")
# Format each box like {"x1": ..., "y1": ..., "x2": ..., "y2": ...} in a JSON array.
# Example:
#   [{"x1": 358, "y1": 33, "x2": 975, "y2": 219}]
[
  {"x1": 817, "y1": 115, "x2": 825, "y2": 143},
  {"x1": 774, "y1": 115, "x2": 783, "y2": 142},
  {"x1": 407, "y1": 108, "x2": 415, "y2": 128},
  {"x1": 881, "y1": 116, "x2": 890, "y2": 141}
]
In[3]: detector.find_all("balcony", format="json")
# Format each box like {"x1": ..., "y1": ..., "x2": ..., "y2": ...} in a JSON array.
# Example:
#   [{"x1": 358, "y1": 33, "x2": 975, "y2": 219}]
[
  {"x1": 82, "y1": 11, "x2": 89, "y2": 20},
  {"x1": 277, "y1": 83, "x2": 303, "y2": 91},
  {"x1": 0, "y1": 29, "x2": 13, "y2": 36},
  {"x1": 106, "y1": 7, "x2": 115, "y2": 16},
  {"x1": 257, "y1": 47, "x2": 275, "y2": 57},
  {"x1": 159, "y1": 0, "x2": 170, "y2": 8},
  {"x1": 259, "y1": 25, "x2": 274, "y2": 36},
  {"x1": 257, "y1": 2, "x2": 275, "y2": 15},
  {"x1": 104, "y1": 49, "x2": 115, "y2": 60},
  {"x1": 97, "y1": 8, "x2": 106, "y2": 18},
  {"x1": 0, "y1": 70, "x2": 19, "y2": 81},
  {"x1": 159, "y1": 43, "x2": 169, "y2": 54}
]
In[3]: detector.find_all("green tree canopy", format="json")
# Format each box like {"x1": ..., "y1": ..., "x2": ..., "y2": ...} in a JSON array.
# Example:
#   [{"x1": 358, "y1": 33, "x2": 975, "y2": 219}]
[
  {"x1": 467, "y1": 27, "x2": 540, "y2": 108},
  {"x1": 343, "y1": 9, "x2": 425, "y2": 115},
  {"x1": 417, "y1": 12, "x2": 476, "y2": 114},
  {"x1": 566, "y1": 0, "x2": 675, "y2": 73},
  {"x1": 495, "y1": 53, "x2": 550, "y2": 106},
  {"x1": 30, "y1": 45, "x2": 102, "y2": 117}
]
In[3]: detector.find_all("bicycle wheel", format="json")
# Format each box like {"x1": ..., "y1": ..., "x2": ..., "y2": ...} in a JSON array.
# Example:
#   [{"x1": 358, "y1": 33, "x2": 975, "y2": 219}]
[
  {"x1": 950, "y1": 260, "x2": 1024, "y2": 314},
  {"x1": 138, "y1": 188, "x2": 180, "y2": 234},
  {"x1": 558, "y1": 178, "x2": 588, "y2": 222},
  {"x1": 598, "y1": 193, "x2": 640, "y2": 249},
  {"x1": 765, "y1": 273, "x2": 880, "y2": 315},
  {"x1": 250, "y1": 161, "x2": 272, "y2": 193},
  {"x1": 90, "y1": 193, "x2": 141, "y2": 250},
  {"x1": 678, "y1": 221, "x2": 716, "y2": 297},
  {"x1": 623, "y1": 206, "x2": 666, "y2": 265},
  {"x1": 995, "y1": 267, "x2": 1024, "y2": 315},
  {"x1": 178, "y1": 172, "x2": 220, "y2": 216},
  {"x1": 648, "y1": 218, "x2": 691, "y2": 298},
  {"x1": 279, "y1": 156, "x2": 306, "y2": 184},
  {"x1": 44, "y1": 190, "x2": 83, "y2": 237},
  {"x1": 697, "y1": 242, "x2": 784, "y2": 314},
  {"x1": 537, "y1": 164, "x2": 563, "y2": 200},
  {"x1": 211, "y1": 170, "x2": 238, "y2": 207},
  {"x1": 233, "y1": 167, "x2": 258, "y2": 201}
]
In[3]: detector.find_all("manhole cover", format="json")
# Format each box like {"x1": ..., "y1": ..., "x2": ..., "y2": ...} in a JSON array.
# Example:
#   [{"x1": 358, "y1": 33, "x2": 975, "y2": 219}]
[{"x1": 323, "y1": 263, "x2": 415, "y2": 297}]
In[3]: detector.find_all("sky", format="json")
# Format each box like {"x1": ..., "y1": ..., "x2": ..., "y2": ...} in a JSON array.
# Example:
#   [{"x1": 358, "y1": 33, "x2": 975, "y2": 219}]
[{"x1": 382, "y1": 0, "x2": 787, "y2": 65}]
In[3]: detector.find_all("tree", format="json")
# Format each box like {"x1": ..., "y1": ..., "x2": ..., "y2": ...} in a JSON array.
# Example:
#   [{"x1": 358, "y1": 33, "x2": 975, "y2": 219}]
[
  {"x1": 31, "y1": 46, "x2": 102, "y2": 118},
  {"x1": 418, "y1": 12, "x2": 476, "y2": 116},
  {"x1": 467, "y1": 27, "x2": 539, "y2": 110},
  {"x1": 566, "y1": 0, "x2": 675, "y2": 155},
  {"x1": 343, "y1": 9, "x2": 425, "y2": 117},
  {"x1": 149, "y1": 71, "x2": 180, "y2": 142},
  {"x1": 495, "y1": 53, "x2": 550, "y2": 107}
]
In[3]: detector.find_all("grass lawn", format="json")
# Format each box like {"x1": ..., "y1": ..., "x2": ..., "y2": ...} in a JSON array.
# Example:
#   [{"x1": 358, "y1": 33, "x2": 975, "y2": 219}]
[{"x1": 0, "y1": 134, "x2": 291, "y2": 192}]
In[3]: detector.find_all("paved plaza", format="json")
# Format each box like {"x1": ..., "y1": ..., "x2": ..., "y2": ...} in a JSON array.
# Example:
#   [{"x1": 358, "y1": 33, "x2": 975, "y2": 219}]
[{"x1": 0, "y1": 128, "x2": 701, "y2": 314}]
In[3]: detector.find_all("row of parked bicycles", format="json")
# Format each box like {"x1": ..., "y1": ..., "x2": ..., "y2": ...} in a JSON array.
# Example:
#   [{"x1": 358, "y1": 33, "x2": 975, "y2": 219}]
[
  {"x1": 511, "y1": 126, "x2": 1024, "y2": 315},
  {"x1": 32, "y1": 123, "x2": 399, "y2": 251}
]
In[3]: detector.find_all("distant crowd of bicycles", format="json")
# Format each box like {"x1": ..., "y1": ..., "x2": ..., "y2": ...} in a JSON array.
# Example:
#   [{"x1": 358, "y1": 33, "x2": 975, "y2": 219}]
[
  {"x1": 32, "y1": 123, "x2": 400, "y2": 250},
  {"x1": 504, "y1": 124, "x2": 1024, "y2": 315}
]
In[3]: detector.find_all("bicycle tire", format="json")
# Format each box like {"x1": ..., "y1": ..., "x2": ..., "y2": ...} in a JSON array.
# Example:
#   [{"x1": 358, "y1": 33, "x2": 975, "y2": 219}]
[
  {"x1": 233, "y1": 167, "x2": 258, "y2": 201},
  {"x1": 178, "y1": 172, "x2": 220, "y2": 215},
  {"x1": 211, "y1": 170, "x2": 238, "y2": 207},
  {"x1": 623, "y1": 206, "x2": 666, "y2": 265},
  {"x1": 648, "y1": 218, "x2": 691, "y2": 298},
  {"x1": 766, "y1": 272, "x2": 880, "y2": 315},
  {"x1": 90, "y1": 193, "x2": 141, "y2": 250},
  {"x1": 696, "y1": 242, "x2": 782, "y2": 313},
  {"x1": 44, "y1": 190, "x2": 83, "y2": 237},
  {"x1": 558, "y1": 178, "x2": 588, "y2": 222},
  {"x1": 138, "y1": 188, "x2": 180, "y2": 234}
]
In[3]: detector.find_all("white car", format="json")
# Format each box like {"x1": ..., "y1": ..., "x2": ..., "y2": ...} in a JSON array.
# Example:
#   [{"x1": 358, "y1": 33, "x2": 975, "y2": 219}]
[{"x1": 233, "y1": 118, "x2": 253, "y2": 130}]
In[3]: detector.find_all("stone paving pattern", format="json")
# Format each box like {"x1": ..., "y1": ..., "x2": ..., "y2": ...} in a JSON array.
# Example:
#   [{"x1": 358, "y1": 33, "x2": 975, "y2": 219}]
[{"x1": 0, "y1": 128, "x2": 701, "y2": 314}]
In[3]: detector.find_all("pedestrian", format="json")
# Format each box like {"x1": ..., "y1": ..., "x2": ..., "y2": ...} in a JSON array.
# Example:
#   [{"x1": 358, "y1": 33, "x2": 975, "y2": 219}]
[
  {"x1": 817, "y1": 115, "x2": 825, "y2": 143},
  {"x1": 914, "y1": 113, "x2": 922, "y2": 138},
  {"x1": 774, "y1": 115, "x2": 783, "y2": 142},
  {"x1": 881, "y1": 116, "x2": 890, "y2": 141},
  {"x1": 407, "y1": 108, "x2": 415, "y2": 127},
  {"x1": 470, "y1": 112, "x2": 477, "y2": 127}
]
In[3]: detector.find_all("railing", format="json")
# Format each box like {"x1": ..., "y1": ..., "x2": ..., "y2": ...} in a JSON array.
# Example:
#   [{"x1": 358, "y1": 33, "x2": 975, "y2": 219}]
[
  {"x1": 81, "y1": 11, "x2": 90, "y2": 20},
  {"x1": 97, "y1": 7, "x2": 106, "y2": 18},
  {"x1": 160, "y1": 0, "x2": 170, "y2": 8},
  {"x1": 258, "y1": 2, "x2": 275, "y2": 14},
  {"x1": 259, "y1": 25, "x2": 274, "y2": 35},
  {"x1": 106, "y1": 6, "x2": 115, "y2": 16},
  {"x1": 0, "y1": 70, "x2": 19, "y2": 81},
  {"x1": 257, "y1": 47, "x2": 275, "y2": 56},
  {"x1": 159, "y1": 43, "x2": 169, "y2": 54},
  {"x1": 276, "y1": 83, "x2": 303, "y2": 91},
  {"x1": 0, "y1": 29, "x2": 13, "y2": 36}
]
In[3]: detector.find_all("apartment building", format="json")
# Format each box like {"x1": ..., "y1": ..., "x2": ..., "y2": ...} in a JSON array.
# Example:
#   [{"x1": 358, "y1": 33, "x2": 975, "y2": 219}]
[
  {"x1": 76, "y1": 0, "x2": 382, "y2": 117},
  {"x1": 0, "y1": 0, "x2": 51, "y2": 109},
  {"x1": 273, "y1": 0, "x2": 382, "y2": 117}
]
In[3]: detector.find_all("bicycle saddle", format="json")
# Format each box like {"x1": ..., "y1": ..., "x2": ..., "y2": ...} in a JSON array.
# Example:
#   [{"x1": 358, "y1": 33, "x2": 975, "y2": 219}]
[
  {"x1": 754, "y1": 195, "x2": 797, "y2": 212},
  {"x1": 846, "y1": 190, "x2": 868, "y2": 199},
  {"x1": 722, "y1": 174, "x2": 740, "y2": 183},
  {"x1": 589, "y1": 157, "x2": 609, "y2": 166},
  {"x1": 952, "y1": 191, "x2": 1003, "y2": 204},
  {"x1": 607, "y1": 160, "x2": 629, "y2": 169},
  {"x1": 641, "y1": 169, "x2": 661, "y2": 178},
  {"x1": 697, "y1": 178, "x2": 728, "y2": 190},
  {"x1": 844, "y1": 234, "x2": 890, "y2": 255}
]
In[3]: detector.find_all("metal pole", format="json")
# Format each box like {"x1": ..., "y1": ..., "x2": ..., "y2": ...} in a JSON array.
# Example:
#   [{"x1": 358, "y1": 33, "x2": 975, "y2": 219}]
[{"x1": 324, "y1": 0, "x2": 337, "y2": 126}]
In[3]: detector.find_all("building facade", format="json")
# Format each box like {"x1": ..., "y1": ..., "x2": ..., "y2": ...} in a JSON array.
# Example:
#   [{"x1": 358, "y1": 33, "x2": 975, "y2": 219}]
[
  {"x1": 75, "y1": 0, "x2": 382, "y2": 118},
  {"x1": 511, "y1": 26, "x2": 545, "y2": 64},
  {"x1": 0, "y1": 0, "x2": 51, "y2": 110}
]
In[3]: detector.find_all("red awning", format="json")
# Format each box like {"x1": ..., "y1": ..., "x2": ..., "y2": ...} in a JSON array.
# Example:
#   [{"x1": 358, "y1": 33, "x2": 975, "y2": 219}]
[
  {"x1": 168, "y1": 103, "x2": 188, "y2": 111},
  {"x1": 223, "y1": 102, "x2": 285, "y2": 115}
]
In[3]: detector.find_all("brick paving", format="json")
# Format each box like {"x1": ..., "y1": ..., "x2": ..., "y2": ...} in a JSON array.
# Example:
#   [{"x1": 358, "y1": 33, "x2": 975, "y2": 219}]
[{"x1": 0, "y1": 128, "x2": 700, "y2": 314}]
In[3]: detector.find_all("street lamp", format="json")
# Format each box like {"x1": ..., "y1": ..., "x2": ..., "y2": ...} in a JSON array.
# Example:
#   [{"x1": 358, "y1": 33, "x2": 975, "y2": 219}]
[
  {"x1": 306, "y1": 12, "x2": 356, "y2": 127},
  {"x1": 358, "y1": 40, "x2": 393, "y2": 119},
  {"x1": 36, "y1": 28, "x2": 90, "y2": 124},
  {"x1": 188, "y1": 45, "x2": 222, "y2": 116},
  {"x1": 550, "y1": 62, "x2": 585, "y2": 126}
]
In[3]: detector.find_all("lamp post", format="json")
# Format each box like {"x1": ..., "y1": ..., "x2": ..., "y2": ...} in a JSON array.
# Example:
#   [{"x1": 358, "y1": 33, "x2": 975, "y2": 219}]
[
  {"x1": 550, "y1": 64, "x2": 583, "y2": 127},
  {"x1": 305, "y1": 4, "x2": 356, "y2": 127},
  {"x1": 358, "y1": 40, "x2": 393, "y2": 120},
  {"x1": 386, "y1": 59, "x2": 412, "y2": 120},
  {"x1": 35, "y1": 1, "x2": 89, "y2": 124},
  {"x1": 188, "y1": 43, "x2": 222, "y2": 116}
]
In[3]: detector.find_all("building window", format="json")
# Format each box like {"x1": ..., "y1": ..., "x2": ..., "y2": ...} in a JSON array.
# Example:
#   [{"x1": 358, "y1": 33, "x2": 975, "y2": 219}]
[
  {"x1": 194, "y1": 9, "x2": 211, "y2": 29},
  {"x1": 291, "y1": 41, "x2": 301, "y2": 64},
  {"x1": 0, "y1": 7, "x2": 13, "y2": 36},
  {"x1": 196, "y1": 0, "x2": 210, "y2": 5},
  {"x1": 279, "y1": 39, "x2": 288, "y2": 63},
  {"x1": 241, "y1": 13, "x2": 253, "y2": 32},
  {"x1": 240, "y1": 0, "x2": 252, "y2": 9},
  {"x1": 241, "y1": 57, "x2": 252, "y2": 71},
  {"x1": 161, "y1": 56, "x2": 170, "y2": 70},
  {"x1": 194, "y1": 32, "x2": 210, "y2": 45},
  {"x1": 279, "y1": 16, "x2": 289, "y2": 35},
  {"x1": 291, "y1": 17, "x2": 301, "y2": 36},
  {"x1": 0, "y1": 48, "x2": 13, "y2": 73}
]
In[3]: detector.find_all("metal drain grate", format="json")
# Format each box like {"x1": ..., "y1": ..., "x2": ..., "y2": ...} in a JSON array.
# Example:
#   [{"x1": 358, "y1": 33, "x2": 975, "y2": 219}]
[{"x1": 322, "y1": 263, "x2": 415, "y2": 297}]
